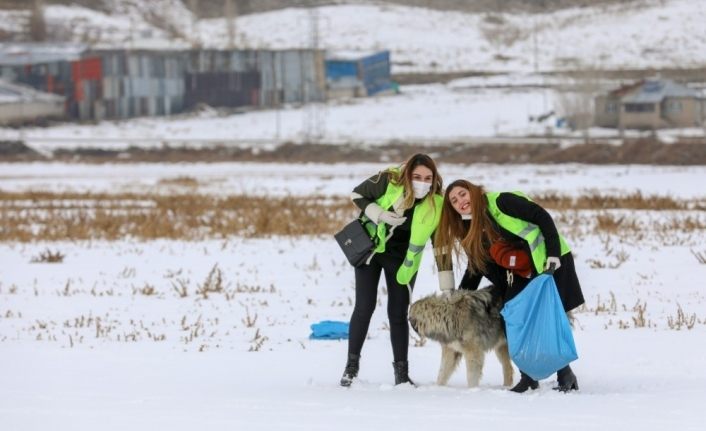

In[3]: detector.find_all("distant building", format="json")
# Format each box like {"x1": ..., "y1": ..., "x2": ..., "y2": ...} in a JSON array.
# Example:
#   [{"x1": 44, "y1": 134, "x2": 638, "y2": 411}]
[
  {"x1": 0, "y1": 79, "x2": 65, "y2": 125},
  {"x1": 325, "y1": 51, "x2": 393, "y2": 99},
  {"x1": 0, "y1": 43, "x2": 327, "y2": 121},
  {"x1": 595, "y1": 78, "x2": 705, "y2": 130}
]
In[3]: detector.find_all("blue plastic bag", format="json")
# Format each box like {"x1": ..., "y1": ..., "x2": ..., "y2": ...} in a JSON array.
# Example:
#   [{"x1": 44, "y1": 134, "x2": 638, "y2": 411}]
[
  {"x1": 309, "y1": 320, "x2": 349, "y2": 340},
  {"x1": 500, "y1": 274, "x2": 578, "y2": 380}
]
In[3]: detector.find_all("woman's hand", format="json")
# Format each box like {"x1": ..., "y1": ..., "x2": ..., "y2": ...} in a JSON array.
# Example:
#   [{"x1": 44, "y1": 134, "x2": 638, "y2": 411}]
[
  {"x1": 365, "y1": 203, "x2": 406, "y2": 226},
  {"x1": 379, "y1": 211, "x2": 407, "y2": 226},
  {"x1": 545, "y1": 256, "x2": 561, "y2": 273}
]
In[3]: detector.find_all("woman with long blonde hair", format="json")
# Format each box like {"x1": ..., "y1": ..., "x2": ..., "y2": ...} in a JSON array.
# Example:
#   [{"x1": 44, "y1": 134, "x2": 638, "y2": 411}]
[
  {"x1": 435, "y1": 179, "x2": 585, "y2": 393},
  {"x1": 340, "y1": 153, "x2": 447, "y2": 387}
]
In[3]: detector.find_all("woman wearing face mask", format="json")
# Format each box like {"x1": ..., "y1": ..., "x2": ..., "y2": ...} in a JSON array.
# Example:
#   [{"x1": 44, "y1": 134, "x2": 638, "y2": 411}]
[
  {"x1": 434, "y1": 179, "x2": 585, "y2": 393},
  {"x1": 340, "y1": 153, "x2": 449, "y2": 387}
]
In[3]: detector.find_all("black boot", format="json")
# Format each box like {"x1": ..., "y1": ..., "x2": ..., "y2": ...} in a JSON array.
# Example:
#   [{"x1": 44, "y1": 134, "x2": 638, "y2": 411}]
[
  {"x1": 340, "y1": 353, "x2": 360, "y2": 387},
  {"x1": 554, "y1": 365, "x2": 579, "y2": 392},
  {"x1": 392, "y1": 360, "x2": 415, "y2": 386},
  {"x1": 510, "y1": 371, "x2": 539, "y2": 393}
]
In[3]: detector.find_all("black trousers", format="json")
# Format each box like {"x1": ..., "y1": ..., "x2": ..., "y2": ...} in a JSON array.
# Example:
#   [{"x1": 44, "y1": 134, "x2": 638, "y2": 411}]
[{"x1": 347, "y1": 252, "x2": 416, "y2": 362}]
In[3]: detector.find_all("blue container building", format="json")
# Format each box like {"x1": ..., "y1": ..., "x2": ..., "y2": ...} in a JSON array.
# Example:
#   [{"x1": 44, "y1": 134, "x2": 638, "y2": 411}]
[{"x1": 325, "y1": 50, "x2": 392, "y2": 97}]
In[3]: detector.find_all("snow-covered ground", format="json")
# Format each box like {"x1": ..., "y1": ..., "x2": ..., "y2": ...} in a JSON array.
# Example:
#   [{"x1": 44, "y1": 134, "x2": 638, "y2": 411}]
[
  {"x1": 2, "y1": 82, "x2": 703, "y2": 150},
  {"x1": 1, "y1": 162, "x2": 705, "y2": 200},
  {"x1": 2, "y1": 2, "x2": 706, "y2": 427},
  {"x1": 1, "y1": 83, "x2": 575, "y2": 148},
  {"x1": 1, "y1": 162, "x2": 706, "y2": 430}
]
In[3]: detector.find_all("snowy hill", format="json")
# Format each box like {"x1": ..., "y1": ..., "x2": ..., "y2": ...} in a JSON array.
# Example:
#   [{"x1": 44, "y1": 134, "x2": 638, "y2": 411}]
[
  {"x1": 196, "y1": 0, "x2": 706, "y2": 73},
  {"x1": 3, "y1": 0, "x2": 706, "y2": 73}
]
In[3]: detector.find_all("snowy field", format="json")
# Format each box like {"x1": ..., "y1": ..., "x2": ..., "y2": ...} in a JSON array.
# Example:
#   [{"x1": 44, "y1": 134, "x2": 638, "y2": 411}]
[
  {"x1": 0, "y1": 84, "x2": 559, "y2": 149},
  {"x1": 2, "y1": 82, "x2": 704, "y2": 151},
  {"x1": 2, "y1": 162, "x2": 706, "y2": 199},
  {"x1": 1, "y1": 162, "x2": 706, "y2": 430}
]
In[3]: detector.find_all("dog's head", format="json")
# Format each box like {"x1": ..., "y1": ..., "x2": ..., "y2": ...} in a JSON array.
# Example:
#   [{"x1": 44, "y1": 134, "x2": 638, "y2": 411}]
[{"x1": 408, "y1": 296, "x2": 427, "y2": 336}]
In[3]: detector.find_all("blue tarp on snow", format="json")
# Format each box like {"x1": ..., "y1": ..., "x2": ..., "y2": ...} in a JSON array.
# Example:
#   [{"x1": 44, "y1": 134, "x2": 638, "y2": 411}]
[
  {"x1": 309, "y1": 320, "x2": 349, "y2": 340},
  {"x1": 500, "y1": 274, "x2": 578, "y2": 380}
]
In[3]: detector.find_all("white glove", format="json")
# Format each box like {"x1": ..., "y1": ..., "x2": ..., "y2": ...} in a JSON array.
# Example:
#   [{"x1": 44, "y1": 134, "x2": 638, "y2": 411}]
[
  {"x1": 379, "y1": 211, "x2": 406, "y2": 226},
  {"x1": 545, "y1": 256, "x2": 561, "y2": 273},
  {"x1": 438, "y1": 270, "x2": 455, "y2": 294},
  {"x1": 365, "y1": 203, "x2": 406, "y2": 226}
]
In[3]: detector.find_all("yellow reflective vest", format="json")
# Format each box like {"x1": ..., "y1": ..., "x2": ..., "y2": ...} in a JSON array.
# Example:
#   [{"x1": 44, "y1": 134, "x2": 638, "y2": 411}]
[
  {"x1": 363, "y1": 174, "x2": 443, "y2": 285},
  {"x1": 485, "y1": 191, "x2": 571, "y2": 274}
]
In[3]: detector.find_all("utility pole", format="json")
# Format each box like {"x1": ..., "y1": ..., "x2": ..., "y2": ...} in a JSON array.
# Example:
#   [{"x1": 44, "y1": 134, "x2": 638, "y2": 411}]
[
  {"x1": 533, "y1": 0, "x2": 548, "y2": 74},
  {"x1": 189, "y1": 0, "x2": 200, "y2": 47},
  {"x1": 532, "y1": 15, "x2": 538, "y2": 73},
  {"x1": 308, "y1": 4, "x2": 320, "y2": 52},
  {"x1": 702, "y1": 77, "x2": 706, "y2": 145},
  {"x1": 19, "y1": 93, "x2": 26, "y2": 146},
  {"x1": 304, "y1": 1, "x2": 324, "y2": 144},
  {"x1": 29, "y1": 0, "x2": 46, "y2": 41},
  {"x1": 224, "y1": 0, "x2": 237, "y2": 49}
]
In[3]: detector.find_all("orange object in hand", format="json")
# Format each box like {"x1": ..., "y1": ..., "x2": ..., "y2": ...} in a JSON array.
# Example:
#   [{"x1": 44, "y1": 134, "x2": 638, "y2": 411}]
[{"x1": 489, "y1": 241, "x2": 533, "y2": 278}]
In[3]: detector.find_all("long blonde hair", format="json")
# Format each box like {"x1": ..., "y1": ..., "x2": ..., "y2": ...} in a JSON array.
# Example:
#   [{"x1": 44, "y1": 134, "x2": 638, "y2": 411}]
[{"x1": 435, "y1": 179, "x2": 499, "y2": 274}]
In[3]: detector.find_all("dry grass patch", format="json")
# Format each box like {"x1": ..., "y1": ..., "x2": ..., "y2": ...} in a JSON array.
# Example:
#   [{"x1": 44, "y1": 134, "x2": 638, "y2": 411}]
[
  {"x1": 30, "y1": 249, "x2": 65, "y2": 263},
  {"x1": 534, "y1": 192, "x2": 687, "y2": 211},
  {"x1": 157, "y1": 176, "x2": 200, "y2": 188},
  {"x1": 0, "y1": 191, "x2": 354, "y2": 242},
  {"x1": 667, "y1": 305, "x2": 698, "y2": 330},
  {"x1": 0, "y1": 190, "x2": 701, "y2": 242}
]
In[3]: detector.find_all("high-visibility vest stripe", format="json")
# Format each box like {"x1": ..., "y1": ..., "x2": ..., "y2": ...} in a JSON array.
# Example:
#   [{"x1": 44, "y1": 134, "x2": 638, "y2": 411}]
[
  {"x1": 408, "y1": 244, "x2": 425, "y2": 253},
  {"x1": 485, "y1": 191, "x2": 570, "y2": 273}
]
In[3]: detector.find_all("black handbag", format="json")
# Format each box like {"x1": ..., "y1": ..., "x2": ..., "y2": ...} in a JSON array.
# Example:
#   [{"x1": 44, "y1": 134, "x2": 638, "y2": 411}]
[{"x1": 334, "y1": 218, "x2": 376, "y2": 267}]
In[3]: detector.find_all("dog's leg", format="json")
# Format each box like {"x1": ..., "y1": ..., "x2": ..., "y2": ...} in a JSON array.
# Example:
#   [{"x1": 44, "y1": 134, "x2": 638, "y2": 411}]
[
  {"x1": 495, "y1": 342, "x2": 514, "y2": 387},
  {"x1": 436, "y1": 344, "x2": 462, "y2": 386},
  {"x1": 463, "y1": 347, "x2": 484, "y2": 388}
]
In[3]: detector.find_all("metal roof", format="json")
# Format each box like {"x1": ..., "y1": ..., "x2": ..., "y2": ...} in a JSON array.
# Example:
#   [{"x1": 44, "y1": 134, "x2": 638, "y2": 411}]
[
  {"x1": 622, "y1": 78, "x2": 702, "y2": 103},
  {"x1": 0, "y1": 42, "x2": 88, "y2": 66},
  {"x1": 0, "y1": 79, "x2": 64, "y2": 104}
]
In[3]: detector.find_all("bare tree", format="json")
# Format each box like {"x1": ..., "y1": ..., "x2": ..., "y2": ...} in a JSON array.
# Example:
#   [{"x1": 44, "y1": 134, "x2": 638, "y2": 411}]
[
  {"x1": 555, "y1": 69, "x2": 604, "y2": 143},
  {"x1": 29, "y1": 0, "x2": 46, "y2": 42},
  {"x1": 189, "y1": 0, "x2": 200, "y2": 15}
]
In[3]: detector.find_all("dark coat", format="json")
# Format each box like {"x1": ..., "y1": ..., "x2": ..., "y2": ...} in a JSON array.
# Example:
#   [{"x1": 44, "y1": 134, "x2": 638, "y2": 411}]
[
  {"x1": 458, "y1": 192, "x2": 585, "y2": 312},
  {"x1": 350, "y1": 171, "x2": 423, "y2": 259}
]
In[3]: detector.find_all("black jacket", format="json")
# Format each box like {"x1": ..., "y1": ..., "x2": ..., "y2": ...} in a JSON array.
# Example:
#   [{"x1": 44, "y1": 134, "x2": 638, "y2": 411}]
[
  {"x1": 459, "y1": 192, "x2": 585, "y2": 312},
  {"x1": 351, "y1": 171, "x2": 423, "y2": 259}
]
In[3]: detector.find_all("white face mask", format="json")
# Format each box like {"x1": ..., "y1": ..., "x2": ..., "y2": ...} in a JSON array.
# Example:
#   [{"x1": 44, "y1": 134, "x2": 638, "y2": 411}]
[{"x1": 412, "y1": 180, "x2": 432, "y2": 199}]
